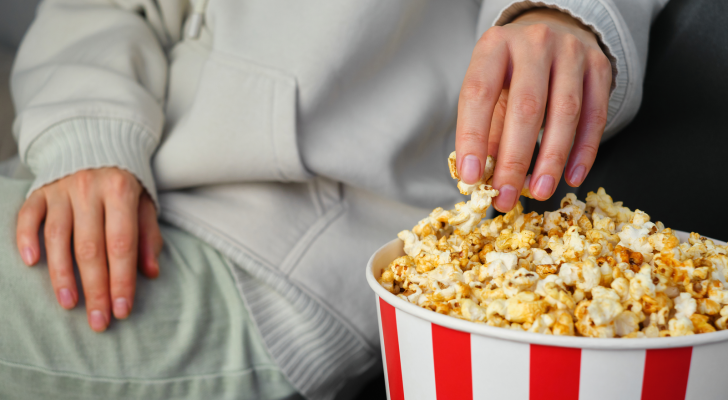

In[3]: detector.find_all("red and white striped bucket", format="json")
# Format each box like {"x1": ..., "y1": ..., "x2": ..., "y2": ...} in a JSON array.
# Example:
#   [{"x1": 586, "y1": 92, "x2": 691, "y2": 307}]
[{"x1": 366, "y1": 232, "x2": 728, "y2": 400}]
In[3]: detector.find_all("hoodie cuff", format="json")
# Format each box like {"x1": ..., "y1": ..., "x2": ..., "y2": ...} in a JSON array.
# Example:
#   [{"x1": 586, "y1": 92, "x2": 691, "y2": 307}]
[
  {"x1": 490, "y1": 0, "x2": 630, "y2": 133},
  {"x1": 24, "y1": 118, "x2": 159, "y2": 208}
]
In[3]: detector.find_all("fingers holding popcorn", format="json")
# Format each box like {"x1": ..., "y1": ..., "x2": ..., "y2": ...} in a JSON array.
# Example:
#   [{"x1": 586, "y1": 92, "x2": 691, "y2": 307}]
[{"x1": 456, "y1": 9, "x2": 613, "y2": 210}]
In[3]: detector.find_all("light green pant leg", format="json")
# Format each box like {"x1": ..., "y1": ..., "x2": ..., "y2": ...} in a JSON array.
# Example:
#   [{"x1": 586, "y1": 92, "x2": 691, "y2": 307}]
[{"x1": 0, "y1": 176, "x2": 299, "y2": 400}]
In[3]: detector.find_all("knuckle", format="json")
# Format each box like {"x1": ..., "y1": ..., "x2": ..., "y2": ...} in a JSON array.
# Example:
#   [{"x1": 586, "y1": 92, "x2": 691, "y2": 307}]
[
  {"x1": 107, "y1": 172, "x2": 137, "y2": 199},
  {"x1": 577, "y1": 142, "x2": 600, "y2": 160},
  {"x1": 75, "y1": 240, "x2": 101, "y2": 262},
  {"x1": 51, "y1": 267, "x2": 74, "y2": 282},
  {"x1": 499, "y1": 158, "x2": 531, "y2": 176},
  {"x1": 460, "y1": 80, "x2": 494, "y2": 105},
  {"x1": 107, "y1": 236, "x2": 134, "y2": 257},
  {"x1": 585, "y1": 109, "x2": 608, "y2": 129},
  {"x1": 561, "y1": 34, "x2": 583, "y2": 56},
  {"x1": 17, "y1": 206, "x2": 37, "y2": 223},
  {"x1": 480, "y1": 26, "x2": 505, "y2": 44},
  {"x1": 590, "y1": 50, "x2": 612, "y2": 77},
  {"x1": 45, "y1": 222, "x2": 68, "y2": 241},
  {"x1": 86, "y1": 290, "x2": 109, "y2": 306},
  {"x1": 539, "y1": 149, "x2": 568, "y2": 168},
  {"x1": 458, "y1": 130, "x2": 488, "y2": 147},
  {"x1": 511, "y1": 92, "x2": 542, "y2": 120},
  {"x1": 111, "y1": 276, "x2": 135, "y2": 292},
  {"x1": 525, "y1": 24, "x2": 552, "y2": 46},
  {"x1": 72, "y1": 170, "x2": 95, "y2": 194},
  {"x1": 552, "y1": 94, "x2": 581, "y2": 120}
]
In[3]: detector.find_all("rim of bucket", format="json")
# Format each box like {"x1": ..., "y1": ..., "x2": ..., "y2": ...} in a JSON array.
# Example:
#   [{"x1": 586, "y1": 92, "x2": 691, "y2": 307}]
[{"x1": 366, "y1": 231, "x2": 728, "y2": 350}]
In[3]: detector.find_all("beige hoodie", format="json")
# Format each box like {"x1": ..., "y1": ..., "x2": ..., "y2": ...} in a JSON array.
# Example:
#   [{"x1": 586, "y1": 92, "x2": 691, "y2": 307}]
[{"x1": 10, "y1": 0, "x2": 668, "y2": 398}]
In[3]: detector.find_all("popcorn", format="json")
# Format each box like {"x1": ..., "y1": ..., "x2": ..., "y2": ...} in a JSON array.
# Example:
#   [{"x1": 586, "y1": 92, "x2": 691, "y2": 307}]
[
  {"x1": 715, "y1": 306, "x2": 728, "y2": 330},
  {"x1": 696, "y1": 298, "x2": 721, "y2": 315},
  {"x1": 460, "y1": 299, "x2": 487, "y2": 322},
  {"x1": 611, "y1": 277, "x2": 631, "y2": 303},
  {"x1": 575, "y1": 300, "x2": 616, "y2": 338},
  {"x1": 629, "y1": 267, "x2": 656, "y2": 301},
  {"x1": 378, "y1": 152, "x2": 728, "y2": 337},
  {"x1": 448, "y1": 151, "x2": 495, "y2": 196},
  {"x1": 674, "y1": 293, "x2": 697, "y2": 319},
  {"x1": 585, "y1": 188, "x2": 633, "y2": 223},
  {"x1": 559, "y1": 259, "x2": 601, "y2": 292},
  {"x1": 587, "y1": 295, "x2": 624, "y2": 326},
  {"x1": 691, "y1": 314, "x2": 716, "y2": 334},
  {"x1": 503, "y1": 292, "x2": 550, "y2": 324},
  {"x1": 668, "y1": 316, "x2": 695, "y2": 337},
  {"x1": 502, "y1": 268, "x2": 539, "y2": 298},
  {"x1": 614, "y1": 311, "x2": 640, "y2": 336}
]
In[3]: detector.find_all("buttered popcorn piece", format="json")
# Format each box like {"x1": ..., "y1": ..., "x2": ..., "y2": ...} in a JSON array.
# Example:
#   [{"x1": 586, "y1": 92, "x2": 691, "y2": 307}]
[{"x1": 378, "y1": 152, "x2": 728, "y2": 337}]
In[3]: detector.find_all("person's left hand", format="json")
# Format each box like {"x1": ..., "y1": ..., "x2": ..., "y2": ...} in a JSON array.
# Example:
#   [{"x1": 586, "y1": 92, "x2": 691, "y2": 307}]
[{"x1": 455, "y1": 8, "x2": 612, "y2": 212}]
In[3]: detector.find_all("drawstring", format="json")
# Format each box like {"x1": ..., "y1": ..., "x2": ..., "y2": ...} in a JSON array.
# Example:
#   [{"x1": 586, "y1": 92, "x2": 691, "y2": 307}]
[{"x1": 186, "y1": 0, "x2": 209, "y2": 39}]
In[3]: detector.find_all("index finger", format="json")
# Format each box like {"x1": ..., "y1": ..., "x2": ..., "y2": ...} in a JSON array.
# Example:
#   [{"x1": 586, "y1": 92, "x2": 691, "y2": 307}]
[
  {"x1": 491, "y1": 26, "x2": 553, "y2": 212},
  {"x1": 455, "y1": 26, "x2": 510, "y2": 184}
]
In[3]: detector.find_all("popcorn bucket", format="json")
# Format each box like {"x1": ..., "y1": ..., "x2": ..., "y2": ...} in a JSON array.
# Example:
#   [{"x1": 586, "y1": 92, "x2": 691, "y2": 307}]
[{"x1": 366, "y1": 231, "x2": 728, "y2": 400}]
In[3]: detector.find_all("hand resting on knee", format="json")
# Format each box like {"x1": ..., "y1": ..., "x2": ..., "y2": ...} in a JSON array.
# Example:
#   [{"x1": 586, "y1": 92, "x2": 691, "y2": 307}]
[{"x1": 15, "y1": 167, "x2": 163, "y2": 332}]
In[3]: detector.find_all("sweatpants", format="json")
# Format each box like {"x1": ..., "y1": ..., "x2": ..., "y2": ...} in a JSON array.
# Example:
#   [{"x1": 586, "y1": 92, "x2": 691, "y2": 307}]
[{"x1": 0, "y1": 176, "x2": 300, "y2": 400}]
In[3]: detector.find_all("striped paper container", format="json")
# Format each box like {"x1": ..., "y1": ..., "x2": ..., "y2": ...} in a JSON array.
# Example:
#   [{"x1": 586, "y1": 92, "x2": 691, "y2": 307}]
[{"x1": 366, "y1": 231, "x2": 728, "y2": 400}]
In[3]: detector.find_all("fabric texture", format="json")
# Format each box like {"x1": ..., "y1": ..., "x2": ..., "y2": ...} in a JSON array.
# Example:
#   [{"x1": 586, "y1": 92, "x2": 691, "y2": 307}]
[
  {"x1": 0, "y1": 176, "x2": 299, "y2": 400},
  {"x1": 8, "y1": 0, "x2": 668, "y2": 398},
  {"x1": 161, "y1": 204, "x2": 380, "y2": 400}
]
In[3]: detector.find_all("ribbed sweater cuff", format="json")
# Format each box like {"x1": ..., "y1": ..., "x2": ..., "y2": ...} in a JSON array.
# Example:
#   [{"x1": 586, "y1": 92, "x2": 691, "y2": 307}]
[
  {"x1": 25, "y1": 118, "x2": 159, "y2": 207},
  {"x1": 494, "y1": 0, "x2": 629, "y2": 126}
]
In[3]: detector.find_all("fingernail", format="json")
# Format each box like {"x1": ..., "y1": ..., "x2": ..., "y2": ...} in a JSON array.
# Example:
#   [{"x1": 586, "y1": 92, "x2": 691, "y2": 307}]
[
  {"x1": 495, "y1": 184, "x2": 518, "y2": 212},
  {"x1": 22, "y1": 247, "x2": 34, "y2": 265},
  {"x1": 113, "y1": 298, "x2": 130, "y2": 319},
  {"x1": 461, "y1": 155, "x2": 482, "y2": 184},
  {"x1": 58, "y1": 288, "x2": 75, "y2": 309},
  {"x1": 533, "y1": 175, "x2": 555, "y2": 199},
  {"x1": 571, "y1": 165, "x2": 586, "y2": 186},
  {"x1": 89, "y1": 310, "x2": 108, "y2": 332}
]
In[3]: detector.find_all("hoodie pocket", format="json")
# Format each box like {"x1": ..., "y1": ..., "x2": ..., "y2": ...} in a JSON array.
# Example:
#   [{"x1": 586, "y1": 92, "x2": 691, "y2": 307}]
[{"x1": 154, "y1": 52, "x2": 311, "y2": 190}]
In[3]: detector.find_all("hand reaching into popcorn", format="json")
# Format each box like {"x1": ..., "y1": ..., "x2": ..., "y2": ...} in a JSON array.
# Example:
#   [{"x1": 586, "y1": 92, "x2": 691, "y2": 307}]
[{"x1": 455, "y1": 8, "x2": 612, "y2": 212}]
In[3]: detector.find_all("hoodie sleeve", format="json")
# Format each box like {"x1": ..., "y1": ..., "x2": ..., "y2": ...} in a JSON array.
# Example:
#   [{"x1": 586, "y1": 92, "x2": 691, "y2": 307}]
[
  {"x1": 478, "y1": 0, "x2": 670, "y2": 141},
  {"x1": 10, "y1": 0, "x2": 186, "y2": 207}
]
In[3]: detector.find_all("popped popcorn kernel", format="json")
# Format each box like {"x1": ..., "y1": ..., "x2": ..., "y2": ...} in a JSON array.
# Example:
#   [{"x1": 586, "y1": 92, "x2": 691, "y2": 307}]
[
  {"x1": 668, "y1": 316, "x2": 695, "y2": 337},
  {"x1": 379, "y1": 152, "x2": 728, "y2": 338}
]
